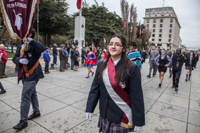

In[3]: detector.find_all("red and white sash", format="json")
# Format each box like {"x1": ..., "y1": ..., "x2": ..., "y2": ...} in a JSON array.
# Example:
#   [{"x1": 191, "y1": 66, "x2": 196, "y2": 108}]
[{"x1": 103, "y1": 57, "x2": 133, "y2": 128}]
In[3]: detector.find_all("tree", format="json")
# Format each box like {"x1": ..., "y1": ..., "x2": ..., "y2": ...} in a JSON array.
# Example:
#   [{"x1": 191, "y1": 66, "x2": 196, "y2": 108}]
[
  {"x1": 70, "y1": 2, "x2": 122, "y2": 47},
  {"x1": 0, "y1": 12, "x2": 7, "y2": 43},
  {"x1": 34, "y1": 0, "x2": 70, "y2": 47}
]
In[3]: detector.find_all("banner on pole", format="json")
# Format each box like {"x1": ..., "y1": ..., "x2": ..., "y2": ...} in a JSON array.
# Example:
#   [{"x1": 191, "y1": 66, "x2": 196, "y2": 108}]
[
  {"x1": 77, "y1": 0, "x2": 81, "y2": 10},
  {"x1": 0, "y1": 0, "x2": 38, "y2": 40}
]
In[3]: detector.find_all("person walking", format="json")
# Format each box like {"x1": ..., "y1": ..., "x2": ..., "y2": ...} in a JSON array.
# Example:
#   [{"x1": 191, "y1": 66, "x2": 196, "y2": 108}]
[
  {"x1": 81, "y1": 46, "x2": 87, "y2": 65},
  {"x1": 70, "y1": 45, "x2": 75, "y2": 70},
  {"x1": 0, "y1": 44, "x2": 8, "y2": 78},
  {"x1": 59, "y1": 44, "x2": 66, "y2": 72},
  {"x1": 12, "y1": 29, "x2": 47, "y2": 131},
  {"x1": 194, "y1": 51, "x2": 199, "y2": 68},
  {"x1": 95, "y1": 46, "x2": 100, "y2": 64},
  {"x1": 52, "y1": 44, "x2": 58, "y2": 65},
  {"x1": 85, "y1": 46, "x2": 96, "y2": 78},
  {"x1": 172, "y1": 48, "x2": 185, "y2": 91},
  {"x1": 73, "y1": 46, "x2": 80, "y2": 71},
  {"x1": 185, "y1": 51, "x2": 196, "y2": 81},
  {"x1": 155, "y1": 49, "x2": 172, "y2": 88},
  {"x1": 147, "y1": 46, "x2": 159, "y2": 78},
  {"x1": 127, "y1": 42, "x2": 142, "y2": 69},
  {"x1": 0, "y1": 81, "x2": 6, "y2": 94},
  {"x1": 43, "y1": 48, "x2": 51, "y2": 74},
  {"x1": 86, "y1": 34, "x2": 145, "y2": 133},
  {"x1": 168, "y1": 50, "x2": 175, "y2": 78}
]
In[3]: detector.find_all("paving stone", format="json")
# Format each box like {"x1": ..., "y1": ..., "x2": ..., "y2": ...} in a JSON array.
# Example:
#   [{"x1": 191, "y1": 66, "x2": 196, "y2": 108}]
[
  {"x1": 158, "y1": 94, "x2": 189, "y2": 108},
  {"x1": 188, "y1": 110, "x2": 200, "y2": 126},
  {"x1": 3, "y1": 121, "x2": 50, "y2": 133},
  {"x1": 190, "y1": 99, "x2": 200, "y2": 112},
  {"x1": 144, "y1": 98, "x2": 155, "y2": 113},
  {"x1": 150, "y1": 101, "x2": 188, "y2": 122},
  {"x1": 38, "y1": 87, "x2": 74, "y2": 98},
  {"x1": 187, "y1": 124, "x2": 200, "y2": 133},
  {"x1": 143, "y1": 91, "x2": 161, "y2": 100},
  {"x1": 36, "y1": 82, "x2": 59, "y2": 91},
  {"x1": 0, "y1": 87, "x2": 22, "y2": 100},
  {"x1": 54, "y1": 91, "x2": 88, "y2": 105},
  {"x1": 190, "y1": 92, "x2": 200, "y2": 101},
  {"x1": 164, "y1": 87, "x2": 190, "y2": 98},
  {"x1": 0, "y1": 101, "x2": 12, "y2": 113},
  {"x1": 0, "y1": 109, "x2": 20, "y2": 132},
  {"x1": 34, "y1": 106, "x2": 86, "y2": 133},
  {"x1": 140, "y1": 112, "x2": 186, "y2": 133},
  {"x1": 67, "y1": 115, "x2": 99, "y2": 133}
]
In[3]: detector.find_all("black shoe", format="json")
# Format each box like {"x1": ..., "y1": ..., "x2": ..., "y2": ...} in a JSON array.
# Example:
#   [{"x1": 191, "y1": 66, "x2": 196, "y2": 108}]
[
  {"x1": 175, "y1": 87, "x2": 178, "y2": 91},
  {"x1": 13, "y1": 120, "x2": 28, "y2": 130},
  {"x1": 147, "y1": 75, "x2": 151, "y2": 78},
  {"x1": 153, "y1": 74, "x2": 155, "y2": 77},
  {"x1": 28, "y1": 112, "x2": 41, "y2": 120},
  {"x1": 185, "y1": 79, "x2": 187, "y2": 82},
  {"x1": 48, "y1": 71, "x2": 50, "y2": 73},
  {"x1": 45, "y1": 72, "x2": 49, "y2": 74},
  {"x1": 159, "y1": 84, "x2": 161, "y2": 88},
  {"x1": 172, "y1": 85, "x2": 175, "y2": 88},
  {"x1": 0, "y1": 90, "x2": 6, "y2": 94},
  {"x1": 169, "y1": 75, "x2": 172, "y2": 78}
]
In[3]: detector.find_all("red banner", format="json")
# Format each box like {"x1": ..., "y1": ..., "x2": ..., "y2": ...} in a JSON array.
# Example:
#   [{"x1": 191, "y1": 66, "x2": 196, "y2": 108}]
[
  {"x1": 77, "y1": 0, "x2": 81, "y2": 10},
  {"x1": 0, "y1": 0, "x2": 38, "y2": 40}
]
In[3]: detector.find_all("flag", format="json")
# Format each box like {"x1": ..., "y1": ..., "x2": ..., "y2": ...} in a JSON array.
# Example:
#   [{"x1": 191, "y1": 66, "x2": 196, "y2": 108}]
[
  {"x1": 130, "y1": 22, "x2": 133, "y2": 32},
  {"x1": 37, "y1": 0, "x2": 39, "y2": 2},
  {"x1": 140, "y1": 27, "x2": 142, "y2": 36},
  {"x1": 0, "y1": 0, "x2": 38, "y2": 40},
  {"x1": 124, "y1": 19, "x2": 126, "y2": 29},
  {"x1": 77, "y1": 0, "x2": 82, "y2": 10}
]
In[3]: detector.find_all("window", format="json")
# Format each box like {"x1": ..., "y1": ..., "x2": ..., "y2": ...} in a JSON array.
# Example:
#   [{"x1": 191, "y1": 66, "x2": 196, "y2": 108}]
[
  {"x1": 168, "y1": 39, "x2": 171, "y2": 42},
  {"x1": 146, "y1": 9, "x2": 150, "y2": 12},
  {"x1": 169, "y1": 34, "x2": 171, "y2": 38},
  {"x1": 158, "y1": 44, "x2": 162, "y2": 46},
  {"x1": 160, "y1": 19, "x2": 163, "y2": 23},
  {"x1": 153, "y1": 29, "x2": 155, "y2": 32},
  {"x1": 164, "y1": 8, "x2": 168, "y2": 11},
  {"x1": 170, "y1": 19, "x2": 173, "y2": 23},
  {"x1": 160, "y1": 29, "x2": 162, "y2": 32},
  {"x1": 152, "y1": 34, "x2": 155, "y2": 37},
  {"x1": 161, "y1": 15, "x2": 164, "y2": 16},
  {"x1": 152, "y1": 39, "x2": 155, "y2": 41},
  {"x1": 170, "y1": 24, "x2": 173, "y2": 28},
  {"x1": 169, "y1": 29, "x2": 172, "y2": 33},
  {"x1": 159, "y1": 39, "x2": 162, "y2": 42},
  {"x1": 160, "y1": 24, "x2": 163, "y2": 28},
  {"x1": 159, "y1": 8, "x2": 163, "y2": 11},
  {"x1": 159, "y1": 34, "x2": 162, "y2": 37},
  {"x1": 168, "y1": 8, "x2": 172, "y2": 11},
  {"x1": 167, "y1": 44, "x2": 171, "y2": 47},
  {"x1": 147, "y1": 19, "x2": 149, "y2": 23},
  {"x1": 147, "y1": 24, "x2": 149, "y2": 28},
  {"x1": 153, "y1": 19, "x2": 156, "y2": 23},
  {"x1": 153, "y1": 24, "x2": 156, "y2": 28},
  {"x1": 155, "y1": 15, "x2": 157, "y2": 17}
]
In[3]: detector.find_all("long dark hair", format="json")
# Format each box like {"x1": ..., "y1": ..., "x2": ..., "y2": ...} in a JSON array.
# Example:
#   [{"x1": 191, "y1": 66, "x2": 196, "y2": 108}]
[
  {"x1": 96, "y1": 34, "x2": 134, "y2": 83},
  {"x1": 87, "y1": 46, "x2": 92, "y2": 54}
]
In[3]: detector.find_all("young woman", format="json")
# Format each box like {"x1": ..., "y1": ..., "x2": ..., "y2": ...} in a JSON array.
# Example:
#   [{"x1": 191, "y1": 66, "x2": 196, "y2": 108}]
[
  {"x1": 85, "y1": 46, "x2": 96, "y2": 78},
  {"x1": 155, "y1": 49, "x2": 172, "y2": 88},
  {"x1": 185, "y1": 51, "x2": 196, "y2": 81},
  {"x1": 168, "y1": 50, "x2": 175, "y2": 78},
  {"x1": 86, "y1": 34, "x2": 145, "y2": 133},
  {"x1": 73, "y1": 47, "x2": 80, "y2": 71}
]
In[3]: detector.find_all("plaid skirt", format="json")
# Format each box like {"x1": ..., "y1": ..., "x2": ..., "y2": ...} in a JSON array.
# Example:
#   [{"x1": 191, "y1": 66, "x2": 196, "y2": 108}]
[
  {"x1": 98, "y1": 116, "x2": 134, "y2": 133},
  {"x1": 186, "y1": 65, "x2": 193, "y2": 70}
]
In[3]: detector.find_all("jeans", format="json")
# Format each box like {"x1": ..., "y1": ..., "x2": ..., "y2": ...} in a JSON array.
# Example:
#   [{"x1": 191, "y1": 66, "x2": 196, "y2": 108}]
[
  {"x1": 21, "y1": 80, "x2": 40, "y2": 122},
  {"x1": 45, "y1": 62, "x2": 49, "y2": 72},
  {"x1": 96, "y1": 56, "x2": 99, "y2": 65},
  {"x1": 53, "y1": 54, "x2": 57, "y2": 64},
  {"x1": 71, "y1": 59, "x2": 74, "y2": 70},
  {"x1": 60, "y1": 60, "x2": 65, "y2": 71}
]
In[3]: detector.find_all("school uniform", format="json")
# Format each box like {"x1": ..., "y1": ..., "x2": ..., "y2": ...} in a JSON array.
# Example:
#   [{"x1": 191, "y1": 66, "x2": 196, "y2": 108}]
[{"x1": 86, "y1": 59, "x2": 145, "y2": 132}]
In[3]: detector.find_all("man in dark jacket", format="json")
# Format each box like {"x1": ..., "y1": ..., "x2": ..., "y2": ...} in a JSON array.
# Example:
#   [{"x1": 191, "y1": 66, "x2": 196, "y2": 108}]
[
  {"x1": 59, "y1": 44, "x2": 66, "y2": 72},
  {"x1": 172, "y1": 48, "x2": 185, "y2": 91},
  {"x1": 141, "y1": 50, "x2": 147, "y2": 63},
  {"x1": 43, "y1": 48, "x2": 51, "y2": 74},
  {"x1": 12, "y1": 29, "x2": 47, "y2": 131},
  {"x1": 194, "y1": 51, "x2": 199, "y2": 68},
  {"x1": 70, "y1": 45, "x2": 75, "y2": 70},
  {"x1": 81, "y1": 46, "x2": 87, "y2": 65},
  {"x1": 53, "y1": 44, "x2": 58, "y2": 65}
]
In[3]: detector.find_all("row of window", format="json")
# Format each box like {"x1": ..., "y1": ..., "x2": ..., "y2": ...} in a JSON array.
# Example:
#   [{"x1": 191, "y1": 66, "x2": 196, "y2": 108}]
[
  {"x1": 147, "y1": 19, "x2": 173, "y2": 23},
  {"x1": 149, "y1": 24, "x2": 173, "y2": 28},
  {"x1": 152, "y1": 38, "x2": 172, "y2": 42},
  {"x1": 152, "y1": 34, "x2": 172, "y2": 38},
  {"x1": 147, "y1": 14, "x2": 173, "y2": 17},
  {"x1": 146, "y1": 7, "x2": 173, "y2": 12},
  {"x1": 152, "y1": 29, "x2": 172, "y2": 33}
]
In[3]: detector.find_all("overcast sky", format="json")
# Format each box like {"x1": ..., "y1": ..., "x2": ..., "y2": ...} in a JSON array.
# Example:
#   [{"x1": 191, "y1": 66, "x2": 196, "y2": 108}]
[{"x1": 67, "y1": 0, "x2": 200, "y2": 48}]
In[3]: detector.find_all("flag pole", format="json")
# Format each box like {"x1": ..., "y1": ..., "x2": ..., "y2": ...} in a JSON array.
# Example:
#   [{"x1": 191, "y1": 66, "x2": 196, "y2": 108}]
[{"x1": 37, "y1": 1, "x2": 39, "y2": 41}]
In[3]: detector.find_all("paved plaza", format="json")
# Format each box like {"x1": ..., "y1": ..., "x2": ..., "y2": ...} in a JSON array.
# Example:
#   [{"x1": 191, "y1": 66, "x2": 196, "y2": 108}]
[{"x1": 0, "y1": 59, "x2": 200, "y2": 133}]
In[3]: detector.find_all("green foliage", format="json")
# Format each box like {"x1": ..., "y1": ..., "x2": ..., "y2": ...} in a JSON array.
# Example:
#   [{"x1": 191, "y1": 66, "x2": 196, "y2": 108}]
[
  {"x1": 69, "y1": 3, "x2": 122, "y2": 47},
  {"x1": 6, "y1": 52, "x2": 15, "y2": 58}
]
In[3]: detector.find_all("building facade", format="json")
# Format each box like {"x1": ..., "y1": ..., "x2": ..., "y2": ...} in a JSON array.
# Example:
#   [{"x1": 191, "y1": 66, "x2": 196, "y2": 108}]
[{"x1": 143, "y1": 7, "x2": 181, "y2": 50}]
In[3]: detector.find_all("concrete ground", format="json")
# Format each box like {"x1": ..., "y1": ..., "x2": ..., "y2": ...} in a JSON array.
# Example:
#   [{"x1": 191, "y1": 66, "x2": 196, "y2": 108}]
[{"x1": 0, "y1": 59, "x2": 200, "y2": 133}]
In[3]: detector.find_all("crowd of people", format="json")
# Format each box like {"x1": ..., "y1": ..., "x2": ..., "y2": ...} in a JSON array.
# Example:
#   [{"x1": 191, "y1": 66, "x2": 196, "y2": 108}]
[{"x1": 0, "y1": 31, "x2": 200, "y2": 133}]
